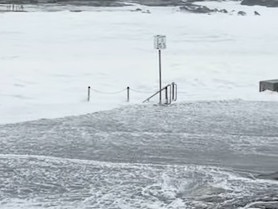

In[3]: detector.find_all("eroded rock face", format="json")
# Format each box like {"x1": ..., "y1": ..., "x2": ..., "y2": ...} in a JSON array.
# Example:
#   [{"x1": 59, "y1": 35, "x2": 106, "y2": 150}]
[
  {"x1": 180, "y1": 4, "x2": 215, "y2": 13},
  {"x1": 241, "y1": 0, "x2": 278, "y2": 7},
  {"x1": 179, "y1": 3, "x2": 230, "y2": 14}
]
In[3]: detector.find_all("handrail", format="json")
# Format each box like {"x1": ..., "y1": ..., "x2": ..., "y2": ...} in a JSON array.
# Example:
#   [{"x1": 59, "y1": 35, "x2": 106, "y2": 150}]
[
  {"x1": 143, "y1": 82, "x2": 177, "y2": 104},
  {"x1": 142, "y1": 86, "x2": 167, "y2": 103},
  {"x1": 172, "y1": 82, "x2": 177, "y2": 101},
  {"x1": 164, "y1": 84, "x2": 172, "y2": 104}
]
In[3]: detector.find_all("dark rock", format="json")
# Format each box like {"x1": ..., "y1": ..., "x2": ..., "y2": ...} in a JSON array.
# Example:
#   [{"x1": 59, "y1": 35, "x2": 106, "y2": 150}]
[
  {"x1": 142, "y1": 9, "x2": 151, "y2": 14},
  {"x1": 219, "y1": 9, "x2": 228, "y2": 13},
  {"x1": 237, "y1": 11, "x2": 247, "y2": 16},
  {"x1": 254, "y1": 11, "x2": 260, "y2": 15},
  {"x1": 126, "y1": 0, "x2": 184, "y2": 7},
  {"x1": 70, "y1": 9, "x2": 82, "y2": 12},
  {"x1": 180, "y1": 3, "x2": 230, "y2": 15},
  {"x1": 131, "y1": 8, "x2": 151, "y2": 14},
  {"x1": 241, "y1": 0, "x2": 278, "y2": 7},
  {"x1": 131, "y1": 8, "x2": 142, "y2": 12},
  {"x1": 180, "y1": 3, "x2": 215, "y2": 14}
]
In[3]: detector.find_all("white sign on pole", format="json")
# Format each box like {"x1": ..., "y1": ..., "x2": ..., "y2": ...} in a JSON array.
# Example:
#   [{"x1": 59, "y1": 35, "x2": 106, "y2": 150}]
[{"x1": 154, "y1": 35, "x2": 166, "y2": 50}]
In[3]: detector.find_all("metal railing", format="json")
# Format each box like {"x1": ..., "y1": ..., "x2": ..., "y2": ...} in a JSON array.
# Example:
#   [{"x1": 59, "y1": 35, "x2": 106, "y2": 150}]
[
  {"x1": 87, "y1": 83, "x2": 177, "y2": 104},
  {"x1": 143, "y1": 82, "x2": 177, "y2": 104}
]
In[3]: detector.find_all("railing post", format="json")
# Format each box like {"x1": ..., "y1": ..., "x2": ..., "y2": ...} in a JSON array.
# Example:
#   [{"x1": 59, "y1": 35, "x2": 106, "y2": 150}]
[
  {"x1": 165, "y1": 86, "x2": 168, "y2": 104},
  {"x1": 172, "y1": 82, "x2": 175, "y2": 100},
  {"x1": 88, "y1": 86, "x2": 91, "y2": 102},
  {"x1": 166, "y1": 85, "x2": 172, "y2": 105},
  {"x1": 127, "y1": 86, "x2": 130, "y2": 102},
  {"x1": 175, "y1": 83, "x2": 177, "y2": 101},
  {"x1": 143, "y1": 82, "x2": 176, "y2": 103},
  {"x1": 169, "y1": 85, "x2": 172, "y2": 104},
  {"x1": 172, "y1": 82, "x2": 177, "y2": 101}
]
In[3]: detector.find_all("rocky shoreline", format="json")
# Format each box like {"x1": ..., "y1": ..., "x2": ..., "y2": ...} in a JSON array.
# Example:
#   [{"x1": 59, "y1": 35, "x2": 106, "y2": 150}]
[
  {"x1": 241, "y1": 0, "x2": 278, "y2": 7},
  {"x1": 1, "y1": 0, "x2": 278, "y2": 7}
]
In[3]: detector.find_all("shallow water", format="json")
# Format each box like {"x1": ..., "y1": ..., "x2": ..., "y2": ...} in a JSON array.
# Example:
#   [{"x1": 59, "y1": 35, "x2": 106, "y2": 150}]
[{"x1": 0, "y1": 100, "x2": 278, "y2": 208}]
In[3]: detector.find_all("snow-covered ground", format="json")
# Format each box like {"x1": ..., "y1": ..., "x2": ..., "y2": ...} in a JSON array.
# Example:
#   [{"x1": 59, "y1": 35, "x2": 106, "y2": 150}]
[{"x1": 1, "y1": 1, "x2": 278, "y2": 124}]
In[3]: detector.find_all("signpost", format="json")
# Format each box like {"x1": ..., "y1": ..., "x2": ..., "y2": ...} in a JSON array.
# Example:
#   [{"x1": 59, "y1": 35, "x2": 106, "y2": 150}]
[{"x1": 154, "y1": 35, "x2": 166, "y2": 104}]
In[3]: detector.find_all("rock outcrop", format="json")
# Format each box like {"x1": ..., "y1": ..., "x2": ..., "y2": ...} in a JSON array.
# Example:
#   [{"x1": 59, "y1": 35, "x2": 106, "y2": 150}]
[
  {"x1": 180, "y1": 4, "x2": 216, "y2": 14},
  {"x1": 237, "y1": 11, "x2": 246, "y2": 16},
  {"x1": 241, "y1": 0, "x2": 278, "y2": 7},
  {"x1": 179, "y1": 3, "x2": 230, "y2": 14}
]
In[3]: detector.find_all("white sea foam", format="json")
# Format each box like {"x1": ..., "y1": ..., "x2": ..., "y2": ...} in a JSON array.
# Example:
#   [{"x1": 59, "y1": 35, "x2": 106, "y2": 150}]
[
  {"x1": 0, "y1": 154, "x2": 277, "y2": 209},
  {"x1": 1, "y1": 2, "x2": 278, "y2": 124}
]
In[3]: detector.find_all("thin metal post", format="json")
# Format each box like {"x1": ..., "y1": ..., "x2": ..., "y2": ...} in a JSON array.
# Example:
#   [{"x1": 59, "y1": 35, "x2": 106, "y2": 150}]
[
  {"x1": 259, "y1": 82, "x2": 262, "y2": 92},
  {"x1": 127, "y1": 86, "x2": 130, "y2": 102},
  {"x1": 172, "y1": 82, "x2": 175, "y2": 100},
  {"x1": 169, "y1": 85, "x2": 172, "y2": 104},
  {"x1": 165, "y1": 86, "x2": 168, "y2": 104},
  {"x1": 88, "y1": 86, "x2": 91, "y2": 102},
  {"x1": 159, "y1": 49, "x2": 162, "y2": 104}
]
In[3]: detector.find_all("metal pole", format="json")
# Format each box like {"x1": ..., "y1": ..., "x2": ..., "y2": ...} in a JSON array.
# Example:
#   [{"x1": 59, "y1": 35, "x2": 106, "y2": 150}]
[
  {"x1": 127, "y1": 86, "x2": 130, "y2": 102},
  {"x1": 165, "y1": 86, "x2": 168, "y2": 104},
  {"x1": 172, "y1": 82, "x2": 175, "y2": 100},
  {"x1": 159, "y1": 49, "x2": 162, "y2": 104},
  {"x1": 88, "y1": 86, "x2": 91, "y2": 102}
]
